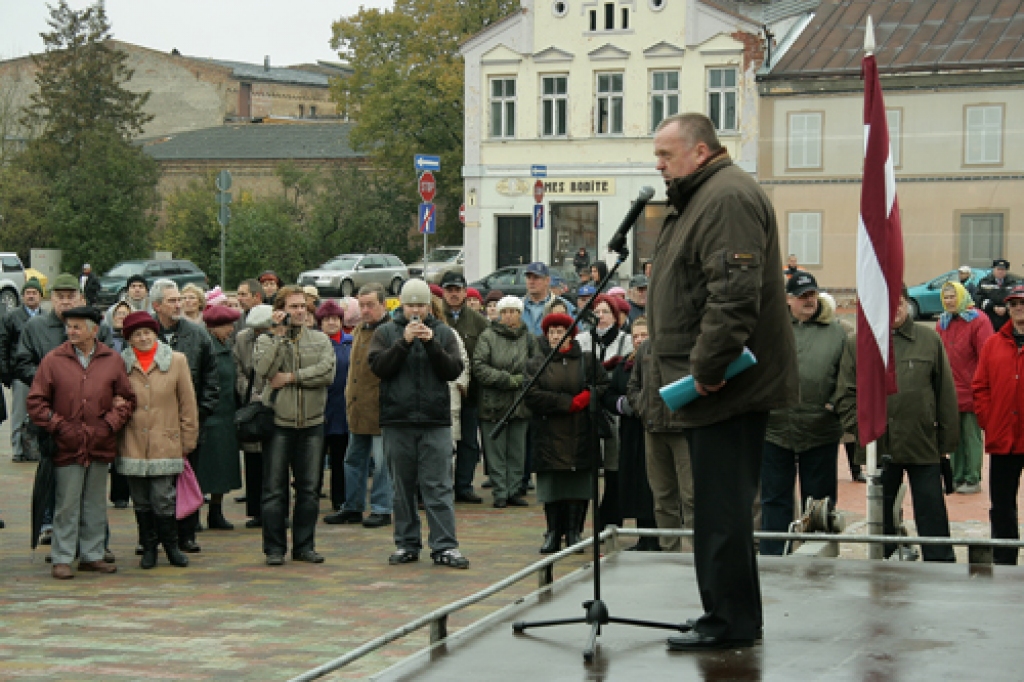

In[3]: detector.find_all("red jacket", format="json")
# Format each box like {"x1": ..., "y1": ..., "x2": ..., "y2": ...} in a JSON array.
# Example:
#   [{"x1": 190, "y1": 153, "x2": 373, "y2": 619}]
[
  {"x1": 27, "y1": 341, "x2": 136, "y2": 466},
  {"x1": 936, "y1": 313, "x2": 993, "y2": 412},
  {"x1": 973, "y1": 323, "x2": 1024, "y2": 455}
]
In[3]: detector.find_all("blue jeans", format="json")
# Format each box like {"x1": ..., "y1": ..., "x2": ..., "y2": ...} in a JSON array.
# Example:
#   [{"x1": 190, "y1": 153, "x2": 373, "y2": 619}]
[
  {"x1": 454, "y1": 405, "x2": 481, "y2": 496},
  {"x1": 342, "y1": 433, "x2": 392, "y2": 514},
  {"x1": 261, "y1": 425, "x2": 323, "y2": 557},
  {"x1": 760, "y1": 441, "x2": 838, "y2": 555}
]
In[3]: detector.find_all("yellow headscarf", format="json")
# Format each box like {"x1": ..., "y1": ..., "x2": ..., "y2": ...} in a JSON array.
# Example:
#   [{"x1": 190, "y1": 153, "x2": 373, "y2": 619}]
[{"x1": 938, "y1": 281, "x2": 978, "y2": 329}]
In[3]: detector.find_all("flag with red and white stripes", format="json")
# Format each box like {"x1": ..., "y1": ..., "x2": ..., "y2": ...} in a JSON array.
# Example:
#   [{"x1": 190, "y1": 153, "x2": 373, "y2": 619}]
[{"x1": 856, "y1": 51, "x2": 904, "y2": 446}]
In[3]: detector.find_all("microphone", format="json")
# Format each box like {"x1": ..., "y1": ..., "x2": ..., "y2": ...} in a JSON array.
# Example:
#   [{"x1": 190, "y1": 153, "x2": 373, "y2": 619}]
[{"x1": 607, "y1": 186, "x2": 656, "y2": 253}]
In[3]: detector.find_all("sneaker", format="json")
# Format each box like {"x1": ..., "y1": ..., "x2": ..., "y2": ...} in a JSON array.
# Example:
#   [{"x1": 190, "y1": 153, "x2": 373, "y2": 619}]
[
  {"x1": 957, "y1": 483, "x2": 982, "y2": 494},
  {"x1": 324, "y1": 510, "x2": 363, "y2": 525},
  {"x1": 39, "y1": 529, "x2": 53, "y2": 546},
  {"x1": 431, "y1": 548, "x2": 469, "y2": 569},
  {"x1": 265, "y1": 554, "x2": 285, "y2": 566},
  {"x1": 362, "y1": 513, "x2": 392, "y2": 528},
  {"x1": 292, "y1": 550, "x2": 325, "y2": 564},
  {"x1": 388, "y1": 549, "x2": 419, "y2": 565}
]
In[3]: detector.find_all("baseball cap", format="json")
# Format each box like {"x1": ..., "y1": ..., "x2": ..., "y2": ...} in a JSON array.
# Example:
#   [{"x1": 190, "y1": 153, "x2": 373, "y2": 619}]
[
  {"x1": 958, "y1": 265, "x2": 972, "y2": 274},
  {"x1": 51, "y1": 272, "x2": 80, "y2": 292},
  {"x1": 440, "y1": 271, "x2": 468, "y2": 288},
  {"x1": 524, "y1": 262, "x2": 549, "y2": 277},
  {"x1": 1005, "y1": 284, "x2": 1024, "y2": 303},
  {"x1": 577, "y1": 285, "x2": 597, "y2": 297},
  {"x1": 629, "y1": 274, "x2": 649, "y2": 289},
  {"x1": 786, "y1": 271, "x2": 819, "y2": 297},
  {"x1": 993, "y1": 258, "x2": 1010, "y2": 269}
]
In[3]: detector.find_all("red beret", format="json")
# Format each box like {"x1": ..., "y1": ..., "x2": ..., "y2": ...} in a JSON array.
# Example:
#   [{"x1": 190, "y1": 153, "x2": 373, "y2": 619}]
[
  {"x1": 428, "y1": 283, "x2": 444, "y2": 298},
  {"x1": 466, "y1": 287, "x2": 482, "y2": 302},
  {"x1": 203, "y1": 305, "x2": 241, "y2": 328},
  {"x1": 542, "y1": 312, "x2": 576, "y2": 337},
  {"x1": 613, "y1": 296, "x2": 631, "y2": 314},
  {"x1": 315, "y1": 298, "x2": 345, "y2": 321},
  {"x1": 122, "y1": 311, "x2": 158, "y2": 341}
]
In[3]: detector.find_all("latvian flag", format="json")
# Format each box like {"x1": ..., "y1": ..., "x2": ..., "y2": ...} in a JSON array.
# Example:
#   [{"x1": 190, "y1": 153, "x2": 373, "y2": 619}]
[{"x1": 856, "y1": 42, "x2": 904, "y2": 446}]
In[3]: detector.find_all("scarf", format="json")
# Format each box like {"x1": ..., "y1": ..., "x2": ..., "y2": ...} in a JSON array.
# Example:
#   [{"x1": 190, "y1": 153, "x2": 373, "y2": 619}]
[
  {"x1": 329, "y1": 330, "x2": 342, "y2": 344},
  {"x1": 133, "y1": 344, "x2": 158, "y2": 373},
  {"x1": 938, "y1": 281, "x2": 979, "y2": 330}
]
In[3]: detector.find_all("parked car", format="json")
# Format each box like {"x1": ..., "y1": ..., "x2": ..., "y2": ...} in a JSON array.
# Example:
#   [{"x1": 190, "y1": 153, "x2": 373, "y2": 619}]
[
  {"x1": 96, "y1": 259, "x2": 208, "y2": 306},
  {"x1": 470, "y1": 264, "x2": 580, "y2": 301},
  {"x1": 0, "y1": 252, "x2": 27, "y2": 311},
  {"x1": 906, "y1": 267, "x2": 993, "y2": 320},
  {"x1": 298, "y1": 253, "x2": 408, "y2": 297},
  {"x1": 408, "y1": 246, "x2": 464, "y2": 284}
]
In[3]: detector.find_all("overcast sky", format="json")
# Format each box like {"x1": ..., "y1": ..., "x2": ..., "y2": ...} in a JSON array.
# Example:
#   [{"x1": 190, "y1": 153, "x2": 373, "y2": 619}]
[{"x1": 0, "y1": 0, "x2": 394, "y2": 65}]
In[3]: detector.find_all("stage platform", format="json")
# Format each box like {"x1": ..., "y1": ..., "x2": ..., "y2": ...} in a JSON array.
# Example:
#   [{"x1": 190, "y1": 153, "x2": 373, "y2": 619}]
[{"x1": 371, "y1": 552, "x2": 1024, "y2": 681}]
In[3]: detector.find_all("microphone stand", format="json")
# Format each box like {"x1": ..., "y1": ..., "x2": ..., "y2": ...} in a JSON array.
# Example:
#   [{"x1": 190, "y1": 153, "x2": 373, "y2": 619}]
[{"x1": 492, "y1": 200, "x2": 685, "y2": 663}]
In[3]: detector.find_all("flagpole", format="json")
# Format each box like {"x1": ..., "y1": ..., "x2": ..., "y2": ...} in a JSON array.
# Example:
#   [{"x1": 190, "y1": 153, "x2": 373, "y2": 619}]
[{"x1": 862, "y1": 15, "x2": 885, "y2": 561}]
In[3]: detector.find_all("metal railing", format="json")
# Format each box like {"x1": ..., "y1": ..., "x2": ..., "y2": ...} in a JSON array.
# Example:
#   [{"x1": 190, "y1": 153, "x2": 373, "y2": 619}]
[{"x1": 287, "y1": 527, "x2": 1024, "y2": 681}]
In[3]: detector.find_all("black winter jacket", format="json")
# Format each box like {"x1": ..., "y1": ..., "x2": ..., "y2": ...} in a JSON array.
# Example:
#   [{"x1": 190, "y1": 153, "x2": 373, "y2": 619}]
[
  {"x1": 524, "y1": 341, "x2": 607, "y2": 473},
  {"x1": 155, "y1": 316, "x2": 220, "y2": 421},
  {"x1": 0, "y1": 306, "x2": 33, "y2": 386},
  {"x1": 13, "y1": 310, "x2": 113, "y2": 385},
  {"x1": 368, "y1": 309, "x2": 464, "y2": 427}
]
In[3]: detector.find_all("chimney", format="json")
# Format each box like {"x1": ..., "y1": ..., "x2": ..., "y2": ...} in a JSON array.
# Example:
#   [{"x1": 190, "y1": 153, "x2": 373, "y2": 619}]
[{"x1": 264, "y1": 55, "x2": 270, "y2": 71}]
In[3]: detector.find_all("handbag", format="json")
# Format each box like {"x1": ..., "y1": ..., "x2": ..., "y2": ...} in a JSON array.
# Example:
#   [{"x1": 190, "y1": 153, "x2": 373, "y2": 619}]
[
  {"x1": 176, "y1": 458, "x2": 204, "y2": 520},
  {"x1": 235, "y1": 367, "x2": 277, "y2": 444}
]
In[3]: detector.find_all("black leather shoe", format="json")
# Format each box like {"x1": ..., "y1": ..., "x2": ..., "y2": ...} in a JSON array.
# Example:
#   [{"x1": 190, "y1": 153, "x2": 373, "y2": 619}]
[
  {"x1": 362, "y1": 513, "x2": 391, "y2": 528},
  {"x1": 179, "y1": 538, "x2": 202, "y2": 553},
  {"x1": 324, "y1": 510, "x2": 363, "y2": 525},
  {"x1": 292, "y1": 550, "x2": 325, "y2": 564},
  {"x1": 506, "y1": 496, "x2": 529, "y2": 507},
  {"x1": 455, "y1": 492, "x2": 483, "y2": 504},
  {"x1": 245, "y1": 517, "x2": 262, "y2": 528},
  {"x1": 666, "y1": 631, "x2": 754, "y2": 651}
]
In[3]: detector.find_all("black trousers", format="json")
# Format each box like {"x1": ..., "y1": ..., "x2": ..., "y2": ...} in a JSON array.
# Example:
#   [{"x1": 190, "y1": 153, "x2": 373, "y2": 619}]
[
  {"x1": 881, "y1": 462, "x2": 954, "y2": 562},
  {"x1": 989, "y1": 454, "x2": 1024, "y2": 565},
  {"x1": 686, "y1": 411, "x2": 767, "y2": 641},
  {"x1": 326, "y1": 433, "x2": 349, "y2": 511},
  {"x1": 760, "y1": 441, "x2": 838, "y2": 555},
  {"x1": 109, "y1": 466, "x2": 130, "y2": 504}
]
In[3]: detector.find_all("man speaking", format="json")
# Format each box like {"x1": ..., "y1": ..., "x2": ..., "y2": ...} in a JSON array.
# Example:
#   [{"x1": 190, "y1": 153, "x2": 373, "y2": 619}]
[{"x1": 648, "y1": 113, "x2": 797, "y2": 650}]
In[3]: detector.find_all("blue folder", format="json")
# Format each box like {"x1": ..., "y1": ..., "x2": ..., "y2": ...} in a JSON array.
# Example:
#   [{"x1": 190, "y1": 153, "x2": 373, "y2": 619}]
[{"x1": 659, "y1": 348, "x2": 758, "y2": 411}]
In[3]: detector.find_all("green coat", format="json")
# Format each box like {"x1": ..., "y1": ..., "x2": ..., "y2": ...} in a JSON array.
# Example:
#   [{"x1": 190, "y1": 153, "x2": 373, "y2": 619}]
[
  {"x1": 473, "y1": 321, "x2": 538, "y2": 422},
  {"x1": 765, "y1": 296, "x2": 847, "y2": 452},
  {"x1": 835, "y1": 318, "x2": 959, "y2": 465},
  {"x1": 194, "y1": 335, "x2": 242, "y2": 494},
  {"x1": 444, "y1": 304, "x2": 489, "y2": 402}
]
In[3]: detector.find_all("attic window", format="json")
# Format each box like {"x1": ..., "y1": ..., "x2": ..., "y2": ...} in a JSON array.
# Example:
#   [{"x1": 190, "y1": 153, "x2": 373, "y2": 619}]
[
  {"x1": 621, "y1": 7, "x2": 629, "y2": 29},
  {"x1": 589, "y1": 9, "x2": 597, "y2": 30},
  {"x1": 604, "y1": 3, "x2": 614, "y2": 29},
  {"x1": 649, "y1": 0, "x2": 665, "y2": 10},
  {"x1": 553, "y1": 0, "x2": 568, "y2": 16}
]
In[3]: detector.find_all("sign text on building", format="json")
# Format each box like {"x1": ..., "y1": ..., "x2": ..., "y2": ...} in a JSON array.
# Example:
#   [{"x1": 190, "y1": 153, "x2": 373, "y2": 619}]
[{"x1": 541, "y1": 178, "x2": 616, "y2": 196}]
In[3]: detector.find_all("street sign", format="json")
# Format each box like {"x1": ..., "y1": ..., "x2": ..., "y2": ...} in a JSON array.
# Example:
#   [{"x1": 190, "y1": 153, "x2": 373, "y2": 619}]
[
  {"x1": 414, "y1": 154, "x2": 441, "y2": 172},
  {"x1": 216, "y1": 170, "x2": 232, "y2": 192},
  {"x1": 533, "y1": 179, "x2": 545, "y2": 204},
  {"x1": 531, "y1": 165, "x2": 547, "y2": 178},
  {"x1": 418, "y1": 171, "x2": 437, "y2": 203},
  {"x1": 459, "y1": 203, "x2": 466, "y2": 224},
  {"x1": 218, "y1": 205, "x2": 231, "y2": 227},
  {"x1": 216, "y1": 192, "x2": 232, "y2": 205},
  {"x1": 418, "y1": 202, "x2": 436, "y2": 234},
  {"x1": 533, "y1": 204, "x2": 544, "y2": 230}
]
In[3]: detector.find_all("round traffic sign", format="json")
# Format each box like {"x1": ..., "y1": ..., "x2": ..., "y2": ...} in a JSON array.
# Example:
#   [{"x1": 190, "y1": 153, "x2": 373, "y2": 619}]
[
  {"x1": 419, "y1": 171, "x2": 436, "y2": 203},
  {"x1": 533, "y1": 179, "x2": 544, "y2": 204},
  {"x1": 459, "y1": 203, "x2": 466, "y2": 224}
]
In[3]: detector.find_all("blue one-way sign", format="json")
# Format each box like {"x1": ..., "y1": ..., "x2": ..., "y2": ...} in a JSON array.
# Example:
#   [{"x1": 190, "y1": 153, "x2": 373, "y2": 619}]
[
  {"x1": 414, "y1": 154, "x2": 441, "y2": 172},
  {"x1": 531, "y1": 165, "x2": 547, "y2": 177}
]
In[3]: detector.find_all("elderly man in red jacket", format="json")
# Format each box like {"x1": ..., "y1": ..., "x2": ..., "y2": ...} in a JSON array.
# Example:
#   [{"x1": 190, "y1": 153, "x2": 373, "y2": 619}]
[
  {"x1": 973, "y1": 284, "x2": 1024, "y2": 565},
  {"x1": 28, "y1": 306, "x2": 136, "y2": 579}
]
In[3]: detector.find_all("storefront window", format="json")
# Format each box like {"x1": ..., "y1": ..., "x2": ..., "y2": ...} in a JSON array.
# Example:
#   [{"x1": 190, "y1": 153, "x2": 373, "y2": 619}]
[
  {"x1": 550, "y1": 203, "x2": 598, "y2": 273},
  {"x1": 633, "y1": 202, "x2": 669, "y2": 273}
]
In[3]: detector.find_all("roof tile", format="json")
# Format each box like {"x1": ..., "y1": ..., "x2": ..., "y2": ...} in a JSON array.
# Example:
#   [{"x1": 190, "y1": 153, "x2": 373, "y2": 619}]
[{"x1": 140, "y1": 122, "x2": 361, "y2": 162}]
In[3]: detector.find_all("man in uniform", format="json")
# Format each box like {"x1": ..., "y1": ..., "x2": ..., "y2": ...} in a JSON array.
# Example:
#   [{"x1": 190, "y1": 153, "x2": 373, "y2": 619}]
[
  {"x1": 975, "y1": 258, "x2": 1018, "y2": 332},
  {"x1": 648, "y1": 113, "x2": 797, "y2": 651}
]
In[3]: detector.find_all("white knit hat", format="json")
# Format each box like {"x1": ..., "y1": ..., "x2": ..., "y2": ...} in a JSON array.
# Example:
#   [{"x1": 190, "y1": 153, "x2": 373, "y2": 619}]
[
  {"x1": 496, "y1": 295, "x2": 523, "y2": 313},
  {"x1": 245, "y1": 304, "x2": 274, "y2": 329}
]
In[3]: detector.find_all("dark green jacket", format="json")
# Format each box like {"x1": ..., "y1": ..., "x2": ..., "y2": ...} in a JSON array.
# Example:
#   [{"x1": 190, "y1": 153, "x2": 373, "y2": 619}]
[
  {"x1": 443, "y1": 303, "x2": 489, "y2": 402},
  {"x1": 473, "y1": 320, "x2": 538, "y2": 422},
  {"x1": 766, "y1": 296, "x2": 847, "y2": 452},
  {"x1": 835, "y1": 318, "x2": 959, "y2": 465},
  {"x1": 646, "y1": 158, "x2": 798, "y2": 428}
]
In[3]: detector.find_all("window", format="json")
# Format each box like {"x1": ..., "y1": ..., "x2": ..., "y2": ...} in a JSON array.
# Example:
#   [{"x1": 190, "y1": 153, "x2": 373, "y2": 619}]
[
  {"x1": 886, "y1": 109, "x2": 901, "y2": 167},
  {"x1": 551, "y1": 203, "x2": 599, "y2": 268},
  {"x1": 651, "y1": 70, "x2": 679, "y2": 131},
  {"x1": 490, "y1": 78, "x2": 516, "y2": 138},
  {"x1": 541, "y1": 76, "x2": 568, "y2": 137},
  {"x1": 589, "y1": 9, "x2": 597, "y2": 30},
  {"x1": 965, "y1": 105, "x2": 1003, "y2": 165},
  {"x1": 788, "y1": 212, "x2": 822, "y2": 266},
  {"x1": 309, "y1": 105, "x2": 317, "y2": 118},
  {"x1": 621, "y1": 7, "x2": 629, "y2": 29},
  {"x1": 604, "y1": 3, "x2": 614, "y2": 29},
  {"x1": 707, "y1": 68, "x2": 737, "y2": 132},
  {"x1": 1, "y1": 255, "x2": 21, "y2": 273},
  {"x1": 552, "y1": 0, "x2": 567, "y2": 16},
  {"x1": 298, "y1": 104, "x2": 305, "y2": 118},
  {"x1": 595, "y1": 73, "x2": 624, "y2": 135},
  {"x1": 788, "y1": 112, "x2": 823, "y2": 170},
  {"x1": 960, "y1": 214, "x2": 1004, "y2": 268}
]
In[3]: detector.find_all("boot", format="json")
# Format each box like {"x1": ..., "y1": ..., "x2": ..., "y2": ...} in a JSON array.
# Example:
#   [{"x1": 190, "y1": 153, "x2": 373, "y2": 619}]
[
  {"x1": 539, "y1": 503, "x2": 562, "y2": 554},
  {"x1": 178, "y1": 512, "x2": 201, "y2": 553},
  {"x1": 207, "y1": 503, "x2": 234, "y2": 530},
  {"x1": 564, "y1": 500, "x2": 586, "y2": 553},
  {"x1": 155, "y1": 515, "x2": 190, "y2": 567},
  {"x1": 135, "y1": 510, "x2": 159, "y2": 569}
]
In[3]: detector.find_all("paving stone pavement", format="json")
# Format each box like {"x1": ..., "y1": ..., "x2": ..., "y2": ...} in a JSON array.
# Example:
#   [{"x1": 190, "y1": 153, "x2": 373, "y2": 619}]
[{"x1": 0, "y1": 413, "x2": 589, "y2": 681}]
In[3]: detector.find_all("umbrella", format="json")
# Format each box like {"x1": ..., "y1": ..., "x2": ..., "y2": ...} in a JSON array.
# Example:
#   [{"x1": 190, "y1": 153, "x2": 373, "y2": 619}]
[{"x1": 29, "y1": 430, "x2": 55, "y2": 551}]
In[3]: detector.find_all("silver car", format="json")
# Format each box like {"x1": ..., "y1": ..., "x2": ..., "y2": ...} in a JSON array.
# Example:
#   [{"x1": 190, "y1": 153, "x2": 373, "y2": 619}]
[{"x1": 298, "y1": 253, "x2": 409, "y2": 297}]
